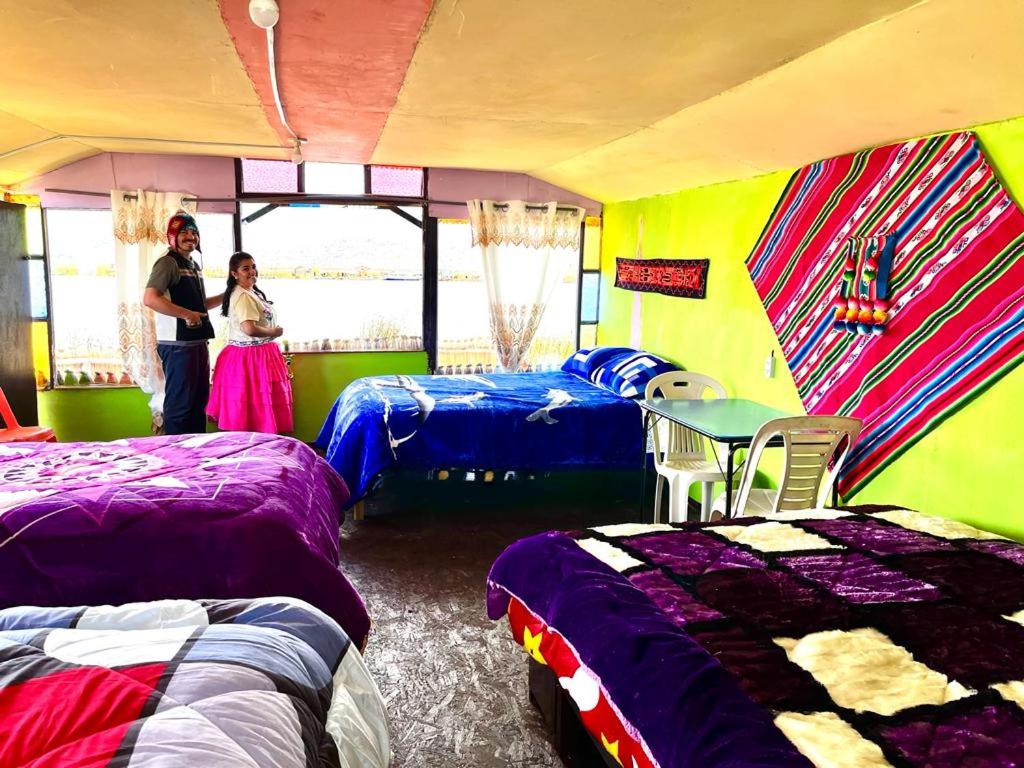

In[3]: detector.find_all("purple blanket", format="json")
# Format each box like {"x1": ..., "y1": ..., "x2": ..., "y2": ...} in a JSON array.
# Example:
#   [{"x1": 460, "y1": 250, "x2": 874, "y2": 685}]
[
  {"x1": 488, "y1": 507, "x2": 1024, "y2": 768},
  {"x1": 0, "y1": 433, "x2": 370, "y2": 646}
]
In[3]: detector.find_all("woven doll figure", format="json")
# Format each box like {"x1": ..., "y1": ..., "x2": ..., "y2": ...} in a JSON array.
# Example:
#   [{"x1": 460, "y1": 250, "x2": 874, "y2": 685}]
[{"x1": 832, "y1": 234, "x2": 895, "y2": 336}]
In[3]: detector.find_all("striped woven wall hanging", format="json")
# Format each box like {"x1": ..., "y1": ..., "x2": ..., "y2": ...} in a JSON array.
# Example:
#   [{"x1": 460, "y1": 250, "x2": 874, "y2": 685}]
[
  {"x1": 615, "y1": 257, "x2": 709, "y2": 298},
  {"x1": 747, "y1": 131, "x2": 1024, "y2": 497}
]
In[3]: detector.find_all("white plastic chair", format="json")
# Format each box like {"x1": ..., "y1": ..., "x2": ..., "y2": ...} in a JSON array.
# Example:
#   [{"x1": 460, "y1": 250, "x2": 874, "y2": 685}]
[
  {"x1": 712, "y1": 415, "x2": 862, "y2": 517},
  {"x1": 646, "y1": 372, "x2": 727, "y2": 524}
]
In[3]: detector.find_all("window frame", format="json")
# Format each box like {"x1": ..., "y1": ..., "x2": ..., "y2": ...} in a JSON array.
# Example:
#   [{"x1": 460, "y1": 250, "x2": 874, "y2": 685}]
[
  {"x1": 236, "y1": 159, "x2": 432, "y2": 360},
  {"x1": 38, "y1": 207, "x2": 56, "y2": 388},
  {"x1": 577, "y1": 220, "x2": 601, "y2": 346},
  {"x1": 433, "y1": 215, "x2": 589, "y2": 373}
]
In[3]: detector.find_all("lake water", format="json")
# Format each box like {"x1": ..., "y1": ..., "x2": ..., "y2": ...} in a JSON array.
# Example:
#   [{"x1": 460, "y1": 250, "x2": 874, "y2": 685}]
[{"x1": 50, "y1": 277, "x2": 579, "y2": 373}]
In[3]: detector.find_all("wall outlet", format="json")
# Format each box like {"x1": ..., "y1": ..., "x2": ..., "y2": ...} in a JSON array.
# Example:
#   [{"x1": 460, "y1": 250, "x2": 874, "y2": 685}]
[{"x1": 764, "y1": 351, "x2": 776, "y2": 379}]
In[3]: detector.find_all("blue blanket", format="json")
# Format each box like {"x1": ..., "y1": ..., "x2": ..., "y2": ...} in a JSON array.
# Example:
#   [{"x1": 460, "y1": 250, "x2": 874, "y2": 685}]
[{"x1": 316, "y1": 371, "x2": 643, "y2": 506}]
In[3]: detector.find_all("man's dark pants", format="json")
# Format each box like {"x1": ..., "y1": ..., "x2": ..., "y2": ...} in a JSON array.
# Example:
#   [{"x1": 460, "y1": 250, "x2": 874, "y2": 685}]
[{"x1": 157, "y1": 343, "x2": 210, "y2": 435}]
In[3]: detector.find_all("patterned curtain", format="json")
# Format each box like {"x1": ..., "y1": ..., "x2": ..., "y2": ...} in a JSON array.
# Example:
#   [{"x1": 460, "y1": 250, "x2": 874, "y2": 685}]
[
  {"x1": 467, "y1": 200, "x2": 584, "y2": 372},
  {"x1": 110, "y1": 189, "x2": 195, "y2": 431}
]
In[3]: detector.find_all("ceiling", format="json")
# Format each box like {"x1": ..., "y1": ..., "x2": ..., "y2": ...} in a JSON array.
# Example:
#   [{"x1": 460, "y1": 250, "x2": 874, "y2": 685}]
[
  {"x1": 2, "y1": 0, "x2": 1022, "y2": 202},
  {"x1": 0, "y1": 0, "x2": 282, "y2": 186}
]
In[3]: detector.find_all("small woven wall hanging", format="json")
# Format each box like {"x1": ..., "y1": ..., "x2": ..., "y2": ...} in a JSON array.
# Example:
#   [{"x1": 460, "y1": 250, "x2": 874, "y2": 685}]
[{"x1": 615, "y1": 257, "x2": 709, "y2": 299}]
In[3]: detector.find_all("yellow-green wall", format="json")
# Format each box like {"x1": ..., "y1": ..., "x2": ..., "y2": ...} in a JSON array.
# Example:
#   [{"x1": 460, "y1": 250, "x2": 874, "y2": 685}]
[
  {"x1": 38, "y1": 351, "x2": 428, "y2": 443},
  {"x1": 288, "y1": 351, "x2": 427, "y2": 440},
  {"x1": 598, "y1": 117, "x2": 1024, "y2": 541}
]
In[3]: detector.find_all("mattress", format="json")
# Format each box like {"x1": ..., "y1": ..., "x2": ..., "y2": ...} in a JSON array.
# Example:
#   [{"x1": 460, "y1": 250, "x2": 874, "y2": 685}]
[
  {"x1": 316, "y1": 371, "x2": 643, "y2": 507},
  {"x1": 0, "y1": 597, "x2": 389, "y2": 767},
  {"x1": 487, "y1": 507, "x2": 1024, "y2": 768},
  {"x1": 0, "y1": 433, "x2": 370, "y2": 647}
]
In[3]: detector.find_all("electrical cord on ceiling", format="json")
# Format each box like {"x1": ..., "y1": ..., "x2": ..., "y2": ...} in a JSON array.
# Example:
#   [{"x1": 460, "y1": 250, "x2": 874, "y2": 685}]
[{"x1": 249, "y1": 0, "x2": 305, "y2": 164}]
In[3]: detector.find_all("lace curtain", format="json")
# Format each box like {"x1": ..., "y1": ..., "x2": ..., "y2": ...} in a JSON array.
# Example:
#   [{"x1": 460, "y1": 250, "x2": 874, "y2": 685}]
[
  {"x1": 111, "y1": 189, "x2": 195, "y2": 431},
  {"x1": 467, "y1": 200, "x2": 584, "y2": 372}
]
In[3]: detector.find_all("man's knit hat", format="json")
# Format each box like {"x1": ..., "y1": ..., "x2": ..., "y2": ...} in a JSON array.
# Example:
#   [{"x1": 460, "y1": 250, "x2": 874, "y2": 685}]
[{"x1": 167, "y1": 211, "x2": 200, "y2": 252}]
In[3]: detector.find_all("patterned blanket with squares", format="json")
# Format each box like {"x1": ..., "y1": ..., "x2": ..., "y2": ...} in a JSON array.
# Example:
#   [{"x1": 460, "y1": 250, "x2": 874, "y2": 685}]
[{"x1": 487, "y1": 507, "x2": 1024, "y2": 768}]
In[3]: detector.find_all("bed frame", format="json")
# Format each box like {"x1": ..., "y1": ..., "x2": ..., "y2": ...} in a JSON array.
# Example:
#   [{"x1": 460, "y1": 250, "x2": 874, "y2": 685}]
[{"x1": 528, "y1": 658, "x2": 620, "y2": 768}]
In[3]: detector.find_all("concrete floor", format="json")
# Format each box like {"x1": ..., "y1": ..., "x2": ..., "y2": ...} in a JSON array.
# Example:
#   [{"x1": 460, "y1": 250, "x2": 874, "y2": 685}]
[{"x1": 337, "y1": 471, "x2": 640, "y2": 767}]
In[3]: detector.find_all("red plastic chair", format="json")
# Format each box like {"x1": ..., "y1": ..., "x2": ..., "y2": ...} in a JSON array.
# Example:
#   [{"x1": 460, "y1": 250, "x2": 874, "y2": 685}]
[{"x1": 0, "y1": 386, "x2": 55, "y2": 443}]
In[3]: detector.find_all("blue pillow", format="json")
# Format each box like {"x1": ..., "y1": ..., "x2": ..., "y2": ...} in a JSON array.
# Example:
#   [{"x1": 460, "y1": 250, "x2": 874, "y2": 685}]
[
  {"x1": 590, "y1": 350, "x2": 679, "y2": 399},
  {"x1": 561, "y1": 346, "x2": 636, "y2": 379}
]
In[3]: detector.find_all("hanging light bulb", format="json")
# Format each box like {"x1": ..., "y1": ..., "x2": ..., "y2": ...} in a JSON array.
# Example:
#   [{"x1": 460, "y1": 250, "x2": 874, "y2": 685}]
[
  {"x1": 291, "y1": 140, "x2": 304, "y2": 165},
  {"x1": 248, "y1": 0, "x2": 279, "y2": 29}
]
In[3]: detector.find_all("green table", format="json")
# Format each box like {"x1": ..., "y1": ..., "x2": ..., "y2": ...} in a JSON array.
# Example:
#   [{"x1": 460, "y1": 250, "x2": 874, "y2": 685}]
[{"x1": 638, "y1": 398, "x2": 794, "y2": 519}]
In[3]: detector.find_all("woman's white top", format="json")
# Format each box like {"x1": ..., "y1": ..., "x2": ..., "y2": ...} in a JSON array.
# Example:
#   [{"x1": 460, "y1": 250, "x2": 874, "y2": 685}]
[{"x1": 227, "y1": 286, "x2": 277, "y2": 346}]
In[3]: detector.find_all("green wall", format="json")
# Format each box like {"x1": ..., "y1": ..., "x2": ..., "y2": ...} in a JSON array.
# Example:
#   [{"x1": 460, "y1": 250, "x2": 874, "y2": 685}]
[
  {"x1": 288, "y1": 351, "x2": 428, "y2": 440},
  {"x1": 38, "y1": 351, "x2": 429, "y2": 444},
  {"x1": 38, "y1": 387, "x2": 155, "y2": 442},
  {"x1": 598, "y1": 117, "x2": 1024, "y2": 541}
]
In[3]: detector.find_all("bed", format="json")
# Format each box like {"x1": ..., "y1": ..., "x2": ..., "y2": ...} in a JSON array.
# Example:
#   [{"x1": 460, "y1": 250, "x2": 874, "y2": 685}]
[
  {"x1": 0, "y1": 432, "x2": 371, "y2": 647},
  {"x1": 316, "y1": 348, "x2": 678, "y2": 508},
  {"x1": 487, "y1": 506, "x2": 1024, "y2": 768},
  {"x1": 0, "y1": 596, "x2": 389, "y2": 767},
  {"x1": 316, "y1": 371, "x2": 644, "y2": 507}
]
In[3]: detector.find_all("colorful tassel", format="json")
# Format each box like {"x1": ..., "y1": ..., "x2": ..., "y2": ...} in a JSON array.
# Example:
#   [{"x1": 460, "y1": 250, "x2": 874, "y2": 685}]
[{"x1": 835, "y1": 235, "x2": 895, "y2": 337}]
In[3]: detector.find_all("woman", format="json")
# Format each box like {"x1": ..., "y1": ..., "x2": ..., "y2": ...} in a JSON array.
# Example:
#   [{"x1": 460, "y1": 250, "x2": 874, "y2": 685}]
[{"x1": 206, "y1": 252, "x2": 294, "y2": 433}]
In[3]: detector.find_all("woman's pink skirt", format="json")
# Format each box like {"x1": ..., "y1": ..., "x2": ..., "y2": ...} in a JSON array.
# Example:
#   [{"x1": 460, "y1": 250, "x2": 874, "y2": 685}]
[{"x1": 207, "y1": 343, "x2": 293, "y2": 433}]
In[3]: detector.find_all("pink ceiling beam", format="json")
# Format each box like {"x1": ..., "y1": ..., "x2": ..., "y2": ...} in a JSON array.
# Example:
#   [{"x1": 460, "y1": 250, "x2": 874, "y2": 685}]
[{"x1": 218, "y1": 0, "x2": 432, "y2": 163}]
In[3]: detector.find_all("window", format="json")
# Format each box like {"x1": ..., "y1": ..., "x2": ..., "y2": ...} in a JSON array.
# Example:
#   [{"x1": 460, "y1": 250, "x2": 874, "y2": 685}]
[
  {"x1": 39, "y1": 159, "x2": 593, "y2": 385},
  {"x1": 48, "y1": 209, "x2": 118, "y2": 384},
  {"x1": 46, "y1": 209, "x2": 234, "y2": 386},
  {"x1": 436, "y1": 219, "x2": 580, "y2": 373},
  {"x1": 369, "y1": 165, "x2": 423, "y2": 197},
  {"x1": 238, "y1": 203, "x2": 423, "y2": 352},
  {"x1": 303, "y1": 162, "x2": 364, "y2": 195},
  {"x1": 197, "y1": 213, "x2": 238, "y2": 362},
  {"x1": 240, "y1": 158, "x2": 298, "y2": 194},
  {"x1": 25, "y1": 207, "x2": 46, "y2": 321},
  {"x1": 580, "y1": 272, "x2": 600, "y2": 323}
]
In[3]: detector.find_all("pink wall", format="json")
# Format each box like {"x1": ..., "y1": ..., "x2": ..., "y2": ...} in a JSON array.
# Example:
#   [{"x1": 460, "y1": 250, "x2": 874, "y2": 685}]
[
  {"x1": 428, "y1": 168, "x2": 602, "y2": 219},
  {"x1": 25, "y1": 153, "x2": 602, "y2": 219},
  {"x1": 26, "y1": 153, "x2": 237, "y2": 213}
]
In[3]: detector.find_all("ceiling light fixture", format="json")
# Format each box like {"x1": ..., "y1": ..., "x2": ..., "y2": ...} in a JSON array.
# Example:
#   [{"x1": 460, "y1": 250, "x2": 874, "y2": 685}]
[
  {"x1": 249, "y1": 0, "x2": 305, "y2": 163},
  {"x1": 248, "y1": 0, "x2": 279, "y2": 29}
]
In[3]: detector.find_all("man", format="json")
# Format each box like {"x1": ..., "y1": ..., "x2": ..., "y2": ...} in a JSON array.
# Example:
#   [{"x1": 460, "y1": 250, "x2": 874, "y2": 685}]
[{"x1": 143, "y1": 212, "x2": 223, "y2": 435}]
